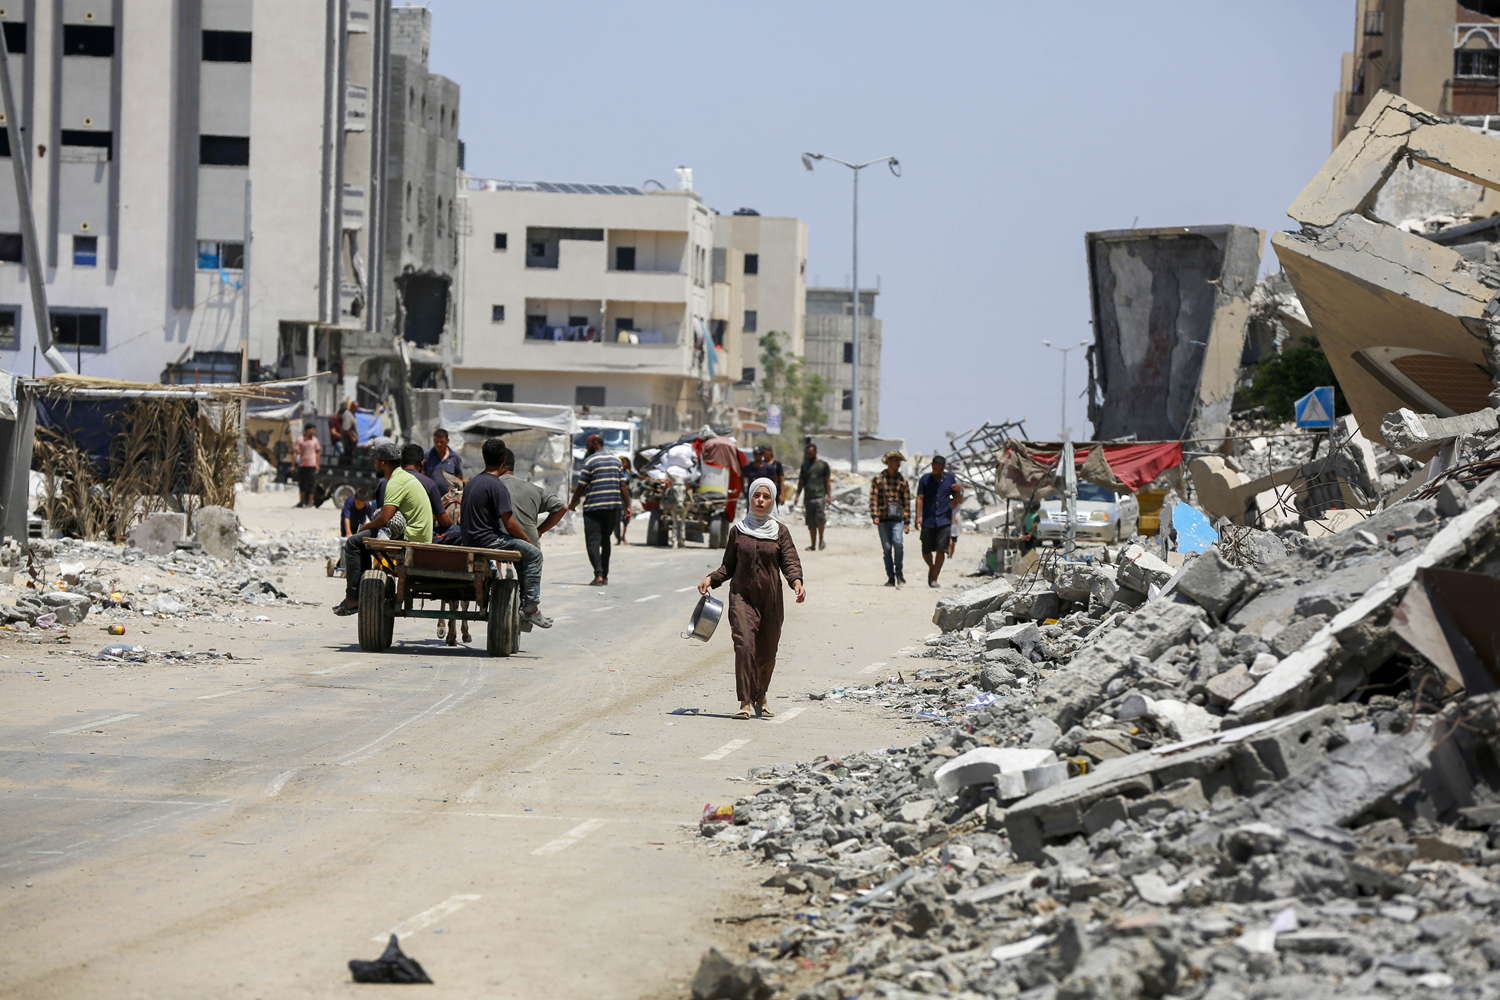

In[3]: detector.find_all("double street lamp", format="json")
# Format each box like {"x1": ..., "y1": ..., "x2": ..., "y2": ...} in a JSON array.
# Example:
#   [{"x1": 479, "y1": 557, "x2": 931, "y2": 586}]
[
  {"x1": 801, "y1": 152, "x2": 900, "y2": 474},
  {"x1": 1042, "y1": 339, "x2": 1089, "y2": 441}
]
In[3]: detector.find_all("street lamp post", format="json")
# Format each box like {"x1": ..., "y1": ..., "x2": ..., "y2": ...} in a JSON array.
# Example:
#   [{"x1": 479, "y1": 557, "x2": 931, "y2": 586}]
[
  {"x1": 1042, "y1": 339, "x2": 1089, "y2": 441},
  {"x1": 802, "y1": 152, "x2": 900, "y2": 474}
]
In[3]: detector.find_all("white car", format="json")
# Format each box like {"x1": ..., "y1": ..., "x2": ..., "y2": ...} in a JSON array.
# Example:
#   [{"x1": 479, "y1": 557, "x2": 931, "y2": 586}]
[{"x1": 1037, "y1": 482, "x2": 1139, "y2": 543}]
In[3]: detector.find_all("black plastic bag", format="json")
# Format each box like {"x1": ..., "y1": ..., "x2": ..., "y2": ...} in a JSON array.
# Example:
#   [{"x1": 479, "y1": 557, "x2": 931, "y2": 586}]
[{"x1": 349, "y1": 934, "x2": 434, "y2": 984}]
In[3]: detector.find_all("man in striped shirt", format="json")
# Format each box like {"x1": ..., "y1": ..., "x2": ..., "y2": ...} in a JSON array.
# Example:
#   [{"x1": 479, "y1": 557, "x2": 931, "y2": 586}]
[{"x1": 568, "y1": 435, "x2": 632, "y2": 585}]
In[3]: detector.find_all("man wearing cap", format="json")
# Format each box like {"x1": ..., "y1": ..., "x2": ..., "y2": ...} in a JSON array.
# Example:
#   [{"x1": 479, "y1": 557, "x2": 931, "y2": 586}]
[
  {"x1": 868, "y1": 450, "x2": 912, "y2": 587},
  {"x1": 333, "y1": 441, "x2": 433, "y2": 616}
]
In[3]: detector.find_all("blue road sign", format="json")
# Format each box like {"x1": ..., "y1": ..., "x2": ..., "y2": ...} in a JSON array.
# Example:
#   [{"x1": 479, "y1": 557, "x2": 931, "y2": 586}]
[{"x1": 1294, "y1": 386, "x2": 1335, "y2": 429}]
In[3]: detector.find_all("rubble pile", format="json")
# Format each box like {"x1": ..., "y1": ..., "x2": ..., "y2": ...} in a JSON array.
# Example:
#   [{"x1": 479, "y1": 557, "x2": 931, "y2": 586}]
[{"x1": 694, "y1": 464, "x2": 1500, "y2": 999}]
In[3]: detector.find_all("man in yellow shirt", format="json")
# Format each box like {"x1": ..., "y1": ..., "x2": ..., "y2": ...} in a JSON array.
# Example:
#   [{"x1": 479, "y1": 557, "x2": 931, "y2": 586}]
[{"x1": 334, "y1": 442, "x2": 433, "y2": 615}]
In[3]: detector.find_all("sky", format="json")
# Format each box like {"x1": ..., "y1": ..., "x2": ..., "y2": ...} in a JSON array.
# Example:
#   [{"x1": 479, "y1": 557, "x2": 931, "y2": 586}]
[{"x1": 425, "y1": 1, "x2": 1353, "y2": 454}]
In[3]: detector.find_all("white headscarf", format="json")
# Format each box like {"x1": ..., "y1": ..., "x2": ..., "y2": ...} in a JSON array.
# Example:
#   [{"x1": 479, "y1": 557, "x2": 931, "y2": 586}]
[{"x1": 734, "y1": 477, "x2": 782, "y2": 541}]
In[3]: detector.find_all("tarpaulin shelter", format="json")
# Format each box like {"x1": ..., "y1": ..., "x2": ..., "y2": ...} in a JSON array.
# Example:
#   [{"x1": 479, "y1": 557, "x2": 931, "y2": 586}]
[
  {"x1": 996, "y1": 440, "x2": 1183, "y2": 499},
  {"x1": 437, "y1": 400, "x2": 579, "y2": 498}
]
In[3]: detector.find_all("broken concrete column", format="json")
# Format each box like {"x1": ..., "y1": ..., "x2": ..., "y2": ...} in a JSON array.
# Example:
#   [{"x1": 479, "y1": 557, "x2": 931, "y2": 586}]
[
  {"x1": 128, "y1": 512, "x2": 187, "y2": 557},
  {"x1": 932, "y1": 578, "x2": 1015, "y2": 632},
  {"x1": 1379, "y1": 407, "x2": 1500, "y2": 456}
]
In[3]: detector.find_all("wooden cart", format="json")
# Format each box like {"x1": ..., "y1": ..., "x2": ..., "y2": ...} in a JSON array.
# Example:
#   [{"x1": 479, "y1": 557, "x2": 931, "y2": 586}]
[{"x1": 358, "y1": 539, "x2": 522, "y2": 656}]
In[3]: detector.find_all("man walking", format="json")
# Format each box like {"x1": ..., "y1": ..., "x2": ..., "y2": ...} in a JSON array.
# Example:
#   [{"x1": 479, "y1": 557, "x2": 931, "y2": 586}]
[
  {"x1": 568, "y1": 434, "x2": 631, "y2": 585},
  {"x1": 423, "y1": 428, "x2": 463, "y2": 482},
  {"x1": 463, "y1": 438, "x2": 551, "y2": 629},
  {"x1": 333, "y1": 442, "x2": 432, "y2": 616},
  {"x1": 293, "y1": 423, "x2": 322, "y2": 508},
  {"x1": 868, "y1": 449, "x2": 911, "y2": 587},
  {"x1": 792, "y1": 442, "x2": 831, "y2": 551},
  {"x1": 917, "y1": 455, "x2": 963, "y2": 588}
]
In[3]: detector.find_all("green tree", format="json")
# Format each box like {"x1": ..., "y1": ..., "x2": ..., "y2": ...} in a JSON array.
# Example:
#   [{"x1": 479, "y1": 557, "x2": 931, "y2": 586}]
[
  {"x1": 1240, "y1": 336, "x2": 1350, "y2": 422},
  {"x1": 755, "y1": 331, "x2": 827, "y2": 454},
  {"x1": 800, "y1": 371, "x2": 829, "y2": 434}
]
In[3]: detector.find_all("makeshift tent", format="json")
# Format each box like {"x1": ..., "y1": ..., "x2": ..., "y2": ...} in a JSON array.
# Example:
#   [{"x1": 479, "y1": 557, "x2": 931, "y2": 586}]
[
  {"x1": 436, "y1": 400, "x2": 579, "y2": 498},
  {"x1": 996, "y1": 440, "x2": 1183, "y2": 499}
]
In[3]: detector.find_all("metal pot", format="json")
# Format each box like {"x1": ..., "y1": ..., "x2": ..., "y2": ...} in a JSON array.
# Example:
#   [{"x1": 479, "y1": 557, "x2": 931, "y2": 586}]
[{"x1": 681, "y1": 592, "x2": 724, "y2": 642}]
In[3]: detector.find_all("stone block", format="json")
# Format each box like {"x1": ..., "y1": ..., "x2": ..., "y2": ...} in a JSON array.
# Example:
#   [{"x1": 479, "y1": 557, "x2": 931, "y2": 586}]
[
  {"x1": 1240, "y1": 731, "x2": 1431, "y2": 832},
  {"x1": 128, "y1": 512, "x2": 187, "y2": 557},
  {"x1": 1270, "y1": 614, "x2": 1328, "y2": 658},
  {"x1": 1127, "y1": 777, "x2": 1208, "y2": 818},
  {"x1": 40, "y1": 591, "x2": 92, "y2": 625},
  {"x1": 1082, "y1": 796, "x2": 1129, "y2": 835},
  {"x1": 1205, "y1": 664, "x2": 1254, "y2": 706},
  {"x1": 1245, "y1": 705, "x2": 1345, "y2": 780},
  {"x1": 1380, "y1": 406, "x2": 1500, "y2": 455},
  {"x1": 1175, "y1": 549, "x2": 1247, "y2": 616},
  {"x1": 1055, "y1": 562, "x2": 1108, "y2": 603},
  {"x1": 1118, "y1": 546, "x2": 1174, "y2": 594},
  {"x1": 1011, "y1": 587, "x2": 1061, "y2": 622},
  {"x1": 194, "y1": 505, "x2": 241, "y2": 560},
  {"x1": 1436, "y1": 480, "x2": 1471, "y2": 518},
  {"x1": 934, "y1": 747, "x2": 1056, "y2": 796},
  {"x1": 994, "y1": 761, "x2": 1070, "y2": 803},
  {"x1": 933, "y1": 578, "x2": 1015, "y2": 631},
  {"x1": 985, "y1": 622, "x2": 1041, "y2": 656}
]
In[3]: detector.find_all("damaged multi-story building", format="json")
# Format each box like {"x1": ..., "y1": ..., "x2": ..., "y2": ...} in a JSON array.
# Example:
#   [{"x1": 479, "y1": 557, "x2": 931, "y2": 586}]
[{"x1": 710, "y1": 209, "x2": 807, "y2": 418}]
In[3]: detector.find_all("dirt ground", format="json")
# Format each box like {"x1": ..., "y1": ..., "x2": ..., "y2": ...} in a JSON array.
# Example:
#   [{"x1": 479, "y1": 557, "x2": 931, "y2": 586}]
[{"x1": 0, "y1": 491, "x2": 973, "y2": 999}]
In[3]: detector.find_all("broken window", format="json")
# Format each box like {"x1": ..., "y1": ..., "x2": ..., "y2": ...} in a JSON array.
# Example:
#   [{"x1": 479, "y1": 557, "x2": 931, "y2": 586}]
[
  {"x1": 567, "y1": 315, "x2": 587, "y2": 327},
  {"x1": 0, "y1": 307, "x2": 15, "y2": 348},
  {"x1": 744, "y1": 253, "x2": 758, "y2": 275},
  {"x1": 72, "y1": 235, "x2": 97, "y2": 267},
  {"x1": 575, "y1": 386, "x2": 606, "y2": 407},
  {"x1": 616, "y1": 246, "x2": 635, "y2": 271},
  {"x1": 483, "y1": 382, "x2": 514, "y2": 402},
  {"x1": 743, "y1": 310, "x2": 757, "y2": 333},
  {"x1": 0, "y1": 233, "x2": 22, "y2": 263},
  {"x1": 202, "y1": 30, "x2": 251, "y2": 62},
  {"x1": 710, "y1": 319, "x2": 725, "y2": 346},
  {"x1": 491, "y1": 304, "x2": 504, "y2": 322},
  {"x1": 493, "y1": 232, "x2": 507, "y2": 250},
  {"x1": 1456, "y1": 49, "x2": 1500, "y2": 80},
  {"x1": 62, "y1": 24, "x2": 113, "y2": 57},
  {"x1": 738, "y1": 367, "x2": 755, "y2": 386},
  {"x1": 61, "y1": 130, "x2": 112, "y2": 160},
  {"x1": 841, "y1": 389, "x2": 853, "y2": 411},
  {"x1": 197, "y1": 241, "x2": 243, "y2": 270},
  {"x1": 51, "y1": 310, "x2": 104, "y2": 348},
  {"x1": 3, "y1": 22, "x2": 27, "y2": 55},
  {"x1": 200, "y1": 135, "x2": 249, "y2": 166},
  {"x1": 843, "y1": 342, "x2": 854, "y2": 363}
]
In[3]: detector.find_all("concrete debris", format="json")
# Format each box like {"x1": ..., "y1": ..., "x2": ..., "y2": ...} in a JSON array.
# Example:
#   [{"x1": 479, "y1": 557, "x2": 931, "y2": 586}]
[
  {"x1": 1380, "y1": 407, "x2": 1500, "y2": 456},
  {"x1": 127, "y1": 512, "x2": 187, "y2": 557},
  {"x1": 193, "y1": 505, "x2": 241, "y2": 560}
]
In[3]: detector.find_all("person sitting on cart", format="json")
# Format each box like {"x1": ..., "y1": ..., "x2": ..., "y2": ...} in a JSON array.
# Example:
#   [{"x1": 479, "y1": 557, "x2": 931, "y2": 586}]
[
  {"x1": 462, "y1": 437, "x2": 552, "y2": 630},
  {"x1": 423, "y1": 428, "x2": 464, "y2": 482},
  {"x1": 382, "y1": 444, "x2": 456, "y2": 542},
  {"x1": 333, "y1": 442, "x2": 433, "y2": 617}
]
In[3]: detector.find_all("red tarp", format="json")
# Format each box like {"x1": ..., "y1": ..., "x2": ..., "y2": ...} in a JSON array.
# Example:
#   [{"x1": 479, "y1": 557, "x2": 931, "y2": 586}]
[{"x1": 997, "y1": 440, "x2": 1183, "y2": 497}]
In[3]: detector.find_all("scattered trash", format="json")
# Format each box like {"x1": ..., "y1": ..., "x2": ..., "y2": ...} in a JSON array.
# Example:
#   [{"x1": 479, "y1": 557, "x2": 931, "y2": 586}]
[
  {"x1": 348, "y1": 934, "x2": 433, "y2": 984},
  {"x1": 107, "y1": 624, "x2": 125, "y2": 636}
]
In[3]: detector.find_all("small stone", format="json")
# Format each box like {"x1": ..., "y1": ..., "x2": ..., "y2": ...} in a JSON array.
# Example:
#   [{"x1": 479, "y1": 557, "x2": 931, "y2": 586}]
[
  {"x1": 1248, "y1": 652, "x2": 1279, "y2": 677},
  {"x1": 1205, "y1": 663, "x2": 1254, "y2": 705}
]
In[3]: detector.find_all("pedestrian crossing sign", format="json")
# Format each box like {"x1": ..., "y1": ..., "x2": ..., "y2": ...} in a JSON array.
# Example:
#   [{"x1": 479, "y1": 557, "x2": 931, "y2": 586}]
[{"x1": 1294, "y1": 386, "x2": 1335, "y2": 429}]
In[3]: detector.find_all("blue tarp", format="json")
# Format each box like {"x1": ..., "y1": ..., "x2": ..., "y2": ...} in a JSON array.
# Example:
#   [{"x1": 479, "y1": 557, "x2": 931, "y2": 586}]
[
  {"x1": 1174, "y1": 502, "x2": 1217, "y2": 554},
  {"x1": 34, "y1": 397, "x2": 130, "y2": 471},
  {"x1": 355, "y1": 410, "x2": 383, "y2": 445}
]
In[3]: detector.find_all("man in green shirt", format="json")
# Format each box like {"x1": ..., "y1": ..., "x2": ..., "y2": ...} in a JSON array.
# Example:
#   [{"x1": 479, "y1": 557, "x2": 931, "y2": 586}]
[
  {"x1": 792, "y1": 442, "x2": 832, "y2": 551},
  {"x1": 334, "y1": 442, "x2": 434, "y2": 615}
]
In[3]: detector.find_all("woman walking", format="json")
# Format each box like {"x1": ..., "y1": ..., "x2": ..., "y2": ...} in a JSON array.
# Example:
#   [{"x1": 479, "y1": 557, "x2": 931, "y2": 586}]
[{"x1": 698, "y1": 478, "x2": 805, "y2": 719}]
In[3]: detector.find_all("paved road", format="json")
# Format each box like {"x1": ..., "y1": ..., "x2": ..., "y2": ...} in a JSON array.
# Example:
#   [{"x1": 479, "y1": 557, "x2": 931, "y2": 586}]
[{"x1": 0, "y1": 511, "x2": 946, "y2": 999}]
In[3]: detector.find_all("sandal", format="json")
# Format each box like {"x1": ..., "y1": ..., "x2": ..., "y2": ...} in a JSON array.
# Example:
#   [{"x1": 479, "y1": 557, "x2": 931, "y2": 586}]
[
  {"x1": 755, "y1": 703, "x2": 775, "y2": 718},
  {"x1": 332, "y1": 600, "x2": 358, "y2": 617},
  {"x1": 732, "y1": 708, "x2": 751, "y2": 720}
]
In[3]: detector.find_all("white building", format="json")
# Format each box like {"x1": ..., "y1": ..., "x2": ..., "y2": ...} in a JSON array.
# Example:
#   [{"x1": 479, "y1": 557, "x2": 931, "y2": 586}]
[
  {"x1": 453, "y1": 176, "x2": 718, "y2": 439},
  {"x1": 804, "y1": 287, "x2": 881, "y2": 436},
  {"x1": 0, "y1": 0, "x2": 403, "y2": 404}
]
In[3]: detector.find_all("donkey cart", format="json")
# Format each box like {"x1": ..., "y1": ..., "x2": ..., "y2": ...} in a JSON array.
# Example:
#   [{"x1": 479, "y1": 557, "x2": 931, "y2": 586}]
[{"x1": 357, "y1": 539, "x2": 522, "y2": 656}]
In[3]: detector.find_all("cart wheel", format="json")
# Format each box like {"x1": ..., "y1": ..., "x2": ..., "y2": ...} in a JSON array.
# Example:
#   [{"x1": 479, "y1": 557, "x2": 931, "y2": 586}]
[
  {"x1": 358, "y1": 570, "x2": 391, "y2": 652},
  {"x1": 332, "y1": 484, "x2": 355, "y2": 509},
  {"x1": 648, "y1": 510, "x2": 664, "y2": 547},
  {"x1": 708, "y1": 516, "x2": 725, "y2": 549},
  {"x1": 506, "y1": 576, "x2": 522, "y2": 655},
  {"x1": 487, "y1": 578, "x2": 518, "y2": 657}
]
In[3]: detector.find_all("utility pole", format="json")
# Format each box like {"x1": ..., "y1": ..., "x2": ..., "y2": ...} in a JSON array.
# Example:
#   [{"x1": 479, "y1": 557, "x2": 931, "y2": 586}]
[
  {"x1": 238, "y1": 179, "x2": 252, "y2": 468},
  {"x1": 801, "y1": 152, "x2": 900, "y2": 474},
  {"x1": 1042, "y1": 339, "x2": 1089, "y2": 440},
  {"x1": 0, "y1": 25, "x2": 69, "y2": 374}
]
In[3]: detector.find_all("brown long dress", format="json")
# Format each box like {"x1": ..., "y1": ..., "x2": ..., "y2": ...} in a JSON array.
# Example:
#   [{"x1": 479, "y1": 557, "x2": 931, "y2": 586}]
[{"x1": 706, "y1": 521, "x2": 804, "y2": 704}]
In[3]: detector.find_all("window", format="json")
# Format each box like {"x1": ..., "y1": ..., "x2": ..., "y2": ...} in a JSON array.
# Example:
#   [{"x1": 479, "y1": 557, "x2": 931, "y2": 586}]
[
  {"x1": 493, "y1": 232, "x2": 507, "y2": 250},
  {"x1": 615, "y1": 246, "x2": 636, "y2": 271},
  {"x1": 200, "y1": 135, "x2": 249, "y2": 166},
  {"x1": 739, "y1": 367, "x2": 755, "y2": 385},
  {"x1": 61, "y1": 130, "x2": 112, "y2": 159},
  {"x1": 710, "y1": 319, "x2": 725, "y2": 347},
  {"x1": 1364, "y1": 10, "x2": 1384, "y2": 35},
  {"x1": 3, "y1": 22, "x2": 27, "y2": 55},
  {"x1": 526, "y1": 315, "x2": 546, "y2": 338},
  {"x1": 0, "y1": 307, "x2": 15, "y2": 348},
  {"x1": 744, "y1": 253, "x2": 758, "y2": 275},
  {"x1": 743, "y1": 310, "x2": 757, "y2": 333},
  {"x1": 0, "y1": 130, "x2": 11, "y2": 157},
  {"x1": 51, "y1": 310, "x2": 104, "y2": 349},
  {"x1": 843, "y1": 341, "x2": 855, "y2": 363},
  {"x1": 1456, "y1": 49, "x2": 1500, "y2": 80},
  {"x1": 72, "y1": 235, "x2": 97, "y2": 267},
  {"x1": 529, "y1": 241, "x2": 546, "y2": 257},
  {"x1": 197, "y1": 241, "x2": 244, "y2": 270},
  {"x1": 575, "y1": 386, "x2": 606, "y2": 407},
  {"x1": 841, "y1": 389, "x2": 853, "y2": 411},
  {"x1": 202, "y1": 29, "x2": 251, "y2": 61},
  {"x1": 62, "y1": 24, "x2": 113, "y2": 57},
  {"x1": 405, "y1": 181, "x2": 412, "y2": 219},
  {"x1": 567, "y1": 315, "x2": 588, "y2": 327},
  {"x1": 482, "y1": 382, "x2": 514, "y2": 402},
  {"x1": 490, "y1": 304, "x2": 505, "y2": 322},
  {"x1": 0, "y1": 233, "x2": 21, "y2": 263}
]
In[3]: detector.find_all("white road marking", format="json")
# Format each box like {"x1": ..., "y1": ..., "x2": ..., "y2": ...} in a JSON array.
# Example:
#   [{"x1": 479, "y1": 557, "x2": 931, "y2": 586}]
[
  {"x1": 860, "y1": 661, "x2": 888, "y2": 674},
  {"x1": 434, "y1": 683, "x2": 484, "y2": 716},
  {"x1": 592, "y1": 605, "x2": 613, "y2": 612},
  {"x1": 312, "y1": 660, "x2": 361, "y2": 675},
  {"x1": 701, "y1": 738, "x2": 750, "y2": 761},
  {"x1": 764, "y1": 706, "x2": 807, "y2": 725},
  {"x1": 531, "y1": 818, "x2": 608, "y2": 856},
  {"x1": 634, "y1": 594, "x2": 661, "y2": 603},
  {"x1": 675, "y1": 586, "x2": 698, "y2": 592},
  {"x1": 264, "y1": 769, "x2": 300, "y2": 797},
  {"x1": 197, "y1": 685, "x2": 263, "y2": 700},
  {"x1": 374, "y1": 894, "x2": 482, "y2": 942},
  {"x1": 49, "y1": 713, "x2": 139, "y2": 735},
  {"x1": 337, "y1": 692, "x2": 458, "y2": 765}
]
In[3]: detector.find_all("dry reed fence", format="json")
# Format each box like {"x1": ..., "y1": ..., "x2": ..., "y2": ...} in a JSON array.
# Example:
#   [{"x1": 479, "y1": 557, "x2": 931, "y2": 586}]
[{"x1": 35, "y1": 398, "x2": 241, "y2": 541}]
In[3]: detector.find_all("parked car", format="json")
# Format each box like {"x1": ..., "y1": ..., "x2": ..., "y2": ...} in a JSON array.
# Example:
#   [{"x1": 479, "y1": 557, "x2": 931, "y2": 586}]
[{"x1": 1037, "y1": 481, "x2": 1139, "y2": 543}]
